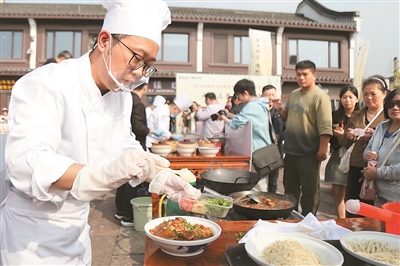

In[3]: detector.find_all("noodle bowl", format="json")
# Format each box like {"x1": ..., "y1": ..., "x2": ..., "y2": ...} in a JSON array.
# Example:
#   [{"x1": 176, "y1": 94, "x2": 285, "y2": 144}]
[
  {"x1": 245, "y1": 233, "x2": 344, "y2": 266},
  {"x1": 340, "y1": 231, "x2": 400, "y2": 266},
  {"x1": 261, "y1": 239, "x2": 321, "y2": 265}
]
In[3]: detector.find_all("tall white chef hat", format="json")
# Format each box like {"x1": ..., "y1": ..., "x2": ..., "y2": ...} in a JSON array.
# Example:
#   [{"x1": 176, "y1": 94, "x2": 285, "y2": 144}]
[
  {"x1": 153, "y1": 95, "x2": 166, "y2": 107},
  {"x1": 174, "y1": 93, "x2": 193, "y2": 111},
  {"x1": 101, "y1": 0, "x2": 171, "y2": 46}
]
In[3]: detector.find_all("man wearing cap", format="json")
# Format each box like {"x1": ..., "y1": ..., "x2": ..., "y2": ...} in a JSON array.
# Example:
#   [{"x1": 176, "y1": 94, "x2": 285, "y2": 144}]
[
  {"x1": 146, "y1": 92, "x2": 193, "y2": 147},
  {"x1": 0, "y1": 0, "x2": 200, "y2": 264},
  {"x1": 146, "y1": 95, "x2": 166, "y2": 120}
]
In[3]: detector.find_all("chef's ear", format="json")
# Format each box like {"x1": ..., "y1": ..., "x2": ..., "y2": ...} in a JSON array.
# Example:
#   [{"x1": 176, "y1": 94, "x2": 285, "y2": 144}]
[{"x1": 97, "y1": 30, "x2": 111, "y2": 53}]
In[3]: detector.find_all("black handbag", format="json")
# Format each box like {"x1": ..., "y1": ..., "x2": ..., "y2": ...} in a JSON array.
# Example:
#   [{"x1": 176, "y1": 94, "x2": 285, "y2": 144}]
[{"x1": 252, "y1": 111, "x2": 284, "y2": 176}]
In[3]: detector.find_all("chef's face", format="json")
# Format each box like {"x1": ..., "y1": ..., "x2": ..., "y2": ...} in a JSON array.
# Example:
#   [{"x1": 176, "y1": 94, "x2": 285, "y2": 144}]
[{"x1": 96, "y1": 31, "x2": 159, "y2": 93}]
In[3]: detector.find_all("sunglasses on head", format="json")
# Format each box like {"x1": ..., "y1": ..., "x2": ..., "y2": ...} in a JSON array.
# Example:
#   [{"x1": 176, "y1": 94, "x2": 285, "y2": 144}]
[{"x1": 386, "y1": 100, "x2": 400, "y2": 109}]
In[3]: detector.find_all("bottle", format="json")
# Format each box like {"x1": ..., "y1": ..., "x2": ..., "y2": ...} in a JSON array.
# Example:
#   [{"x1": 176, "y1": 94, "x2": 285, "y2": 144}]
[{"x1": 368, "y1": 151, "x2": 378, "y2": 168}]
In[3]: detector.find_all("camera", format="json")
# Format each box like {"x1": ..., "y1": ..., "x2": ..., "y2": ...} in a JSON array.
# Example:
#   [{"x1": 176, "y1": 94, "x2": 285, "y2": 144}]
[{"x1": 211, "y1": 110, "x2": 226, "y2": 121}]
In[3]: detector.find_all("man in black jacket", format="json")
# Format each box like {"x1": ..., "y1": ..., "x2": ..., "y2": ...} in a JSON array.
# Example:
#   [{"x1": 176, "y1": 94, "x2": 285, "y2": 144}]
[
  {"x1": 261, "y1": 85, "x2": 285, "y2": 193},
  {"x1": 115, "y1": 82, "x2": 163, "y2": 226}
]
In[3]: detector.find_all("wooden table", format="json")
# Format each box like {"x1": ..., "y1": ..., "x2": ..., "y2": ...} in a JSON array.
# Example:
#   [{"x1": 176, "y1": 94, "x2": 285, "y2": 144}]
[{"x1": 144, "y1": 218, "x2": 385, "y2": 266}]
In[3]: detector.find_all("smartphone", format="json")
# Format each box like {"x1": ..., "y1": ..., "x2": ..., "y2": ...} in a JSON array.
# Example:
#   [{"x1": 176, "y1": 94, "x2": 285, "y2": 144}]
[{"x1": 332, "y1": 124, "x2": 340, "y2": 129}]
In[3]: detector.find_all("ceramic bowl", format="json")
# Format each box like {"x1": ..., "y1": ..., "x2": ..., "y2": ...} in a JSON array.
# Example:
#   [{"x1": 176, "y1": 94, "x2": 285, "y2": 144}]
[
  {"x1": 176, "y1": 146, "x2": 196, "y2": 157},
  {"x1": 198, "y1": 141, "x2": 217, "y2": 147},
  {"x1": 151, "y1": 146, "x2": 172, "y2": 156},
  {"x1": 176, "y1": 139, "x2": 198, "y2": 149},
  {"x1": 198, "y1": 146, "x2": 220, "y2": 157},
  {"x1": 144, "y1": 216, "x2": 221, "y2": 257},
  {"x1": 245, "y1": 233, "x2": 344, "y2": 266}
]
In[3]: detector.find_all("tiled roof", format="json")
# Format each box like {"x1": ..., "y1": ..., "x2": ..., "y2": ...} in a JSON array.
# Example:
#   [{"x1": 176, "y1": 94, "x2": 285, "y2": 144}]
[
  {"x1": 297, "y1": 0, "x2": 360, "y2": 22},
  {"x1": 0, "y1": 3, "x2": 357, "y2": 30},
  {"x1": 0, "y1": 68, "x2": 32, "y2": 75},
  {"x1": 282, "y1": 74, "x2": 353, "y2": 83},
  {"x1": 0, "y1": 4, "x2": 106, "y2": 19},
  {"x1": 154, "y1": 71, "x2": 353, "y2": 83}
]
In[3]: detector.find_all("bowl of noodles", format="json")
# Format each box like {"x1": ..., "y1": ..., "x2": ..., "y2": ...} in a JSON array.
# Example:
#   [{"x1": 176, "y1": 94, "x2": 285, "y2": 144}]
[
  {"x1": 340, "y1": 231, "x2": 400, "y2": 266},
  {"x1": 245, "y1": 233, "x2": 344, "y2": 266}
]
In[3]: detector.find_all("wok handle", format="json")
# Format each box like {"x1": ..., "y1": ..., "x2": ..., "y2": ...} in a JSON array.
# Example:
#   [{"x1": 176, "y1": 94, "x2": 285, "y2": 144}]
[
  {"x1": 234, "y1": 176, "x2": 251, "y2": 184},
  {"x1": 209, "y1": 162, "x2": 224, "y2": 170}
]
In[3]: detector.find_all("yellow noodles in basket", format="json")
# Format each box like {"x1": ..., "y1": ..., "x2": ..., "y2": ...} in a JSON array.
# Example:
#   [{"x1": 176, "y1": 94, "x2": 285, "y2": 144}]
[{"x1": 261, "y1": 239, "x2": 322, "y2": 266}]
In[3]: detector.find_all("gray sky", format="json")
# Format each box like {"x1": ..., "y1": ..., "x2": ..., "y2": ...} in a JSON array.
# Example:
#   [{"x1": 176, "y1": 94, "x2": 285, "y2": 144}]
[{"x1": 5, "y1": 0, "x2": 400, "y2": 78}]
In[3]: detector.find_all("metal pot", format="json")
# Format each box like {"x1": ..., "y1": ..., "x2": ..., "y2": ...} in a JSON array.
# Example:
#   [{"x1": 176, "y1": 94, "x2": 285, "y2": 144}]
[
  {"x1": 228, "y1": 191, "x2": 297, "y2": 220},
  {"x1": 200, "y1": 169, "x2": 260, "y2": 195}
]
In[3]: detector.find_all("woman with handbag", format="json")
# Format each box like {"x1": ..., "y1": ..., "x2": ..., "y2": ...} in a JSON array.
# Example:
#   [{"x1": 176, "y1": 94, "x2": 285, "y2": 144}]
[
  {"x1": 363, "y1": 88, "x2": 400, "y2": 206},
  {"x1": 338, "y1": 75, "x2": 388, "y2": 217},
  {"x1": 325, "y1": 85, "x2": 359, "y2": 218}
]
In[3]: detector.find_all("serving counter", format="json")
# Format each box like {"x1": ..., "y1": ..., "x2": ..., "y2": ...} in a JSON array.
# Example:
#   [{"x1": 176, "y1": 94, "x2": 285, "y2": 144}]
[{"x1": 144, "y1": 218, "x2": 385, "y2": 266}]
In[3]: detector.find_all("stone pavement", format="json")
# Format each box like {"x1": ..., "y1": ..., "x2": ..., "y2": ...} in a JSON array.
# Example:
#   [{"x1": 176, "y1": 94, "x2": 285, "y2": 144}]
[{"x1": 89, "y1": 158, "x2": 336, "y2": 266}]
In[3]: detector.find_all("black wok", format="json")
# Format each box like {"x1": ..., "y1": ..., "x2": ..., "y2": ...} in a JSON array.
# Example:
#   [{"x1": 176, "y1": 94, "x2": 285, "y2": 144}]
[
  {"x1": 200, "y1": 169, "x2": 260, "y2": 195},
  {"x1": 228, "y1": 191, "x2": 297, "y2": 220}
]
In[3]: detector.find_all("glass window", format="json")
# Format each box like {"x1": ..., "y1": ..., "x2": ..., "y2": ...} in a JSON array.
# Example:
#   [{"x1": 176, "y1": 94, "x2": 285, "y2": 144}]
[
  {"x1": 45, "y1": 31, "x2": 81, "y2": 59},
  {"x1": 0, "y1": 31, "x2": 23, "y2": 60},
  {"x1": 289, "y1": 39, "x2": 339, "y2": 68},
  {"x1": 234, "y1": 36, "x2": 250, "y2": 64},
  {"x1": 157, "y1": 33, "x2": 189, "y2": 62},
  {"x1": 289, "y1": 39, "x2": 297, "y2": 65},
  {"x1": 213, "y1": 34, "x2": 228, "y2": 63},
  {"x1": 330, "y1": 42, "x2": 339, "y2": 68}
]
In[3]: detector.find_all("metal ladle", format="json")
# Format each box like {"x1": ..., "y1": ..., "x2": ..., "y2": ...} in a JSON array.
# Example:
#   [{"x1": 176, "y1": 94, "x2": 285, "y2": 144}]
[
  {"x1": 186, "y1": 132, "x2": 212, "y2": 143},
  {"x1": 245, "y1": 194, "x2": 262, "y2": 204}
]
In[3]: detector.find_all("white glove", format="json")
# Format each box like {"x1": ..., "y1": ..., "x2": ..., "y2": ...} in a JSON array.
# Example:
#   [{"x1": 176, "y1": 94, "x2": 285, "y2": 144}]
[
  {"x1": 149, "y1": 170, "x2": 201, "y2": 202},
  {"x1": 70, "y1": 150, "x2": 170, "y2": 201}
]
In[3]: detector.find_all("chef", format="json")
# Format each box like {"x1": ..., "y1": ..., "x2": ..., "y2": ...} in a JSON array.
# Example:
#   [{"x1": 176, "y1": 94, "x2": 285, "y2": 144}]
[
  {"x1": 146, "y1": 92, "x2": 193, "y2": 147},
  {"x1": 146, "y1": 95, "x2": 166, "y2": 120},
  {"x1": 0, "y1": 0, "x2": 199, "y2": 265}
]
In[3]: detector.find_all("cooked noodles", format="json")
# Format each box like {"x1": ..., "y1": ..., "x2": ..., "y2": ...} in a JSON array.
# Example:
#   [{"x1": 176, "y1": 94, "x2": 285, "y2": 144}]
[
  {"x1": 347, "y1": 239, "x2": 400, "y2": 265},
  {"x1": 261, "y1": 239, "x2": 322, "y2": 265}
]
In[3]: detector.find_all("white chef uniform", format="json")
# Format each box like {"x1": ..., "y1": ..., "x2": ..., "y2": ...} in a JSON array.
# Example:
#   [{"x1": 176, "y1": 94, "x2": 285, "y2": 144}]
[
  {"x1": 0, "y1": 52, "x2": 144, "y2": 265},
  {"x1": 146, "y1": 104, "x2": 171, "y2": 147}
]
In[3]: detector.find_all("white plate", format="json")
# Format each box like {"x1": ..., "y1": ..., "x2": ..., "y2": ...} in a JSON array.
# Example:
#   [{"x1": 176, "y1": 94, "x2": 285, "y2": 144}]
[
  {"x1": 340, "y1": 231, "x2": 400, "y2": 266},
  {"x1": 245, "y1": 233, "x2": 343, "y2": 266}
]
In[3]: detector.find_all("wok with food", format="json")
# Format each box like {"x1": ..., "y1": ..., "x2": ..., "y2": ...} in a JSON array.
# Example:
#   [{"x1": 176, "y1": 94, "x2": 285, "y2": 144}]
[{"x1": 229, "y1": 191, "x2": 296, "y2": 220}]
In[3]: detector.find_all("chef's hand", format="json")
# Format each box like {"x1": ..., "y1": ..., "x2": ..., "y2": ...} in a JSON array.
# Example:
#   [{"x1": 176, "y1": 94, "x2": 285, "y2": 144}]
[
  {"x1": 149, "y1": 170, "x2": 201, "y2": 202},
  {"x1": 70, "y1": 150, "x2": 170, "y2": 201},
  {"x1": 172, "y1": 134, "x2": 182, "y2": 141},
  {"x1": 153, "y1": 129, "x2": 164, "y2": 137}
]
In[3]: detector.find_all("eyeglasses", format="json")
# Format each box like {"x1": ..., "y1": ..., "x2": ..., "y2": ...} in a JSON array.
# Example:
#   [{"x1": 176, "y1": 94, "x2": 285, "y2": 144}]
[
  {"x1": 386, "y1": 100, "x2": 400, "y2": 109},
  {"x1": 111, "y1": 35, "x2": 157, "y2": 78}
]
